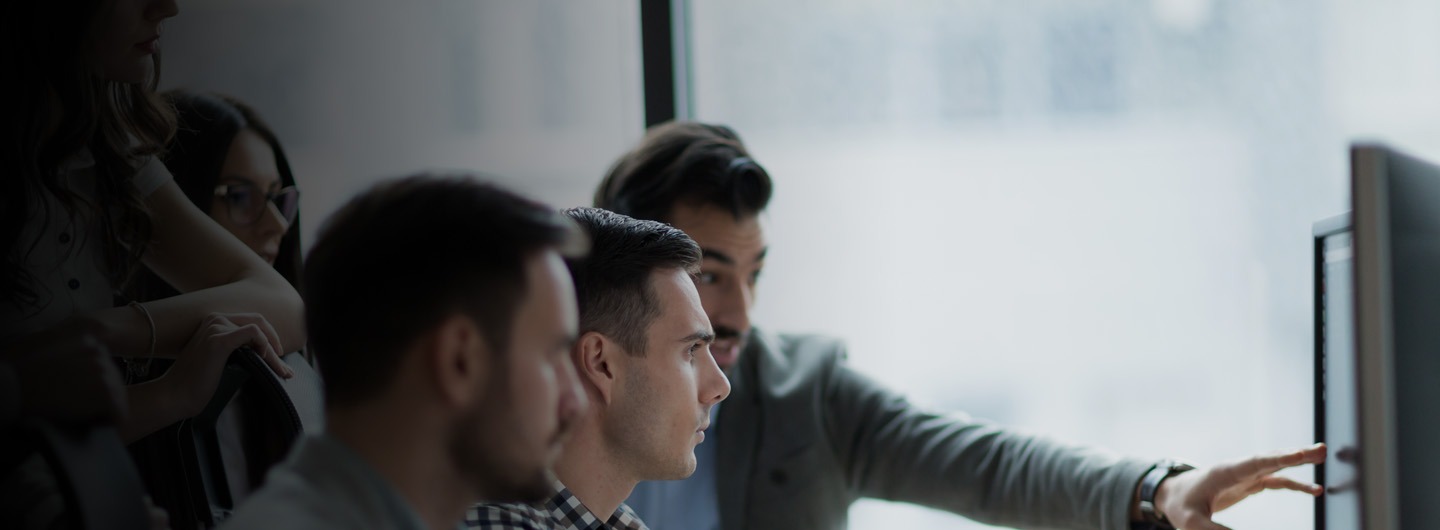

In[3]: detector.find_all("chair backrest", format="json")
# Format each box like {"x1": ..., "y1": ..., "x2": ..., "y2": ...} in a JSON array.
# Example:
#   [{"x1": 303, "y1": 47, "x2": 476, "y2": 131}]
[{"x1": 130, "y1": 349, "x2": 323, "y2": 529}]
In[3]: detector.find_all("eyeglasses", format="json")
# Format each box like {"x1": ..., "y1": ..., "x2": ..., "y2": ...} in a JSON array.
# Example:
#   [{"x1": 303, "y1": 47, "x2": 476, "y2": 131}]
[{"x1": 213, "y1": 183, "x2": 299, "y2": 226}]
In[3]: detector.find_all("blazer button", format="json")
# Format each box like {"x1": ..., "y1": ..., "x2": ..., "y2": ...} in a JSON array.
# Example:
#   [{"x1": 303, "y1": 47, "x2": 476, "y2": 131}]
[
  {"x1": 769, "y1": 469, "x2": 788, "y2": 485},
  {"x1": 68, "y1": 278, "x2": 80, "y2": 290},
  {"x1": 59, "y1": 233, "x2": 71, "y2": 244}
]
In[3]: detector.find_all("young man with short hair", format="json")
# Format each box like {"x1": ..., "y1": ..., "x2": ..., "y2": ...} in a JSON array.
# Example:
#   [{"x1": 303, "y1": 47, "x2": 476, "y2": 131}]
[
  {"x1": 468, "y1": 207, "x2": 731, "y2": 530},
  {"x1": 223, "y1": 175, "x2": 590, "y2": 530}
]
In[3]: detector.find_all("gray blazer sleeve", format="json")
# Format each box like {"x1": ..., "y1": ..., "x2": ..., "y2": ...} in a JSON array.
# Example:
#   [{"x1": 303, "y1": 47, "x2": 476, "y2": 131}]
[{"x1": 822, "y1": 350, "x2": 1155, "y2": 530}]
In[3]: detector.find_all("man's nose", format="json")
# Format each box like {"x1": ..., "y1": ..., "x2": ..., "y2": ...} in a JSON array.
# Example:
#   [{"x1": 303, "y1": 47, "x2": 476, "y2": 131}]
[{"x1": 700, "y1": 345, "x2": 732, "y2": 405}]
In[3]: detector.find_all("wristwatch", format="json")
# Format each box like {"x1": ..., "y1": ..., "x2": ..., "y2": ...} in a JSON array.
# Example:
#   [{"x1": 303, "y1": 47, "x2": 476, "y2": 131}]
[{"x1": 1138, "y1": 459, "x2": 1196, "y2": 528}]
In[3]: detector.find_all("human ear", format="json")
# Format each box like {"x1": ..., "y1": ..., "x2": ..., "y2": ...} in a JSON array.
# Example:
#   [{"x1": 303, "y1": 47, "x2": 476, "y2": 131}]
[
  {"x1": 427, "y1": 315, "x2": 489, "y2": 409},
  {"x1": 573, "y1": 331, "x2": 618, "y2": 404}
]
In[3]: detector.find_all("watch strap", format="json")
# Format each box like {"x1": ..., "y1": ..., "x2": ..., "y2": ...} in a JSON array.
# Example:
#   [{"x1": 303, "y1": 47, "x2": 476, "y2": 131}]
[{"x1": 1138, "y1": 459, "x2": 1195, "y2": 528}]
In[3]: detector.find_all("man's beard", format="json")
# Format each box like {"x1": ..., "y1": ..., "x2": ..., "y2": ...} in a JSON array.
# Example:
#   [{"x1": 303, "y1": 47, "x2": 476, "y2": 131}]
[{"x1": 448, "y1": 375, "x2": 566, "y2": 503}]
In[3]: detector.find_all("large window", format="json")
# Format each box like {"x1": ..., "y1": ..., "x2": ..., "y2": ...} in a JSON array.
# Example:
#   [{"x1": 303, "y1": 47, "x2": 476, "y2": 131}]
[{"x1": 683, "y1": 1, "x2": 1440, "y2": 528}]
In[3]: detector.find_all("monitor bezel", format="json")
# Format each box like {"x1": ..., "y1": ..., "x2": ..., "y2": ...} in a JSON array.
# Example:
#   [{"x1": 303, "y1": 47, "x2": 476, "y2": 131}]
[{"x1": 1350, "y1": 143, "x2": 1401, "y2": 530}]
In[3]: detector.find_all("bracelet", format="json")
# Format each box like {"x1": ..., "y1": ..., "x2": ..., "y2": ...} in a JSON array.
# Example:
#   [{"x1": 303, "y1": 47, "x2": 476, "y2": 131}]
[{"x1": 126, "y1": 301, "x2": 156, "y2": 382}]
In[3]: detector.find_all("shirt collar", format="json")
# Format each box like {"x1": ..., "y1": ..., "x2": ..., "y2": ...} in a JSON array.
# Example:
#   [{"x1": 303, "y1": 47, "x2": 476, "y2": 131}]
[{"x1": 545, "y1": 480, "x2": 648, "y2": 530}]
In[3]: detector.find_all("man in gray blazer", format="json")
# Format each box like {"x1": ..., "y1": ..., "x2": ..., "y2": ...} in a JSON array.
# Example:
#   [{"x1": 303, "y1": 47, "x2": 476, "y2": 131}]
[{"x1": 604, "y1": 122, "x2": 1327, "y2": 530}]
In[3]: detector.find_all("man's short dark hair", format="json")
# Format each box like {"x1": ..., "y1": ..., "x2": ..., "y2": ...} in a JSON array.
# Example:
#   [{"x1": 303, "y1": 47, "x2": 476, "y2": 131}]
[
  {"x1": 562, "y1": 208, "x2": 701, "y2": 356},
  {"x1": 593, "y1": 121, "x2": 773, "y2": 224},
  {"x1": 303, "y1": 175, "x2": 586, "y2": 408}
]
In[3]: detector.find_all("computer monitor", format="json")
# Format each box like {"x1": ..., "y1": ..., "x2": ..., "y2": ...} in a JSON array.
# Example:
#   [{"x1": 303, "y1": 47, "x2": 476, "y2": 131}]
[{"x1": 1314, "y1": 144, "x2": 1440, "y2": 530}]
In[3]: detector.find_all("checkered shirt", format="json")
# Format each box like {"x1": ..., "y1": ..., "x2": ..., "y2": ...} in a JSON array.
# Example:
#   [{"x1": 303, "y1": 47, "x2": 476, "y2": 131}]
[{"x1": 465, "y1": 481, "x2": 649, "y2": 530}]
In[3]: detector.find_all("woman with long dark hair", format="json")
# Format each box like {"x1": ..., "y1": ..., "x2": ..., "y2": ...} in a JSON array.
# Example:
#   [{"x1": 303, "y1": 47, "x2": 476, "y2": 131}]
[
  {"x1": 2, "y1": 0, "x2": 305, "y2": 441},
  {"x1": 1, "y1": 2, "x2": 309, "y2": 528},
  {"x1": 120, "y1": 91, "x2": 317, "y2": 522},
  {"x1": 139, "y1": 90, "x2": 303, "y2": 299}
]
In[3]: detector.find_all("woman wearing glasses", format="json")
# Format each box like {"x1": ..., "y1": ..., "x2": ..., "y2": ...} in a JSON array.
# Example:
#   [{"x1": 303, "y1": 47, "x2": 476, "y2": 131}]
[{"x1": 152, "y1": 91, "x2": 302, "y2": 290}]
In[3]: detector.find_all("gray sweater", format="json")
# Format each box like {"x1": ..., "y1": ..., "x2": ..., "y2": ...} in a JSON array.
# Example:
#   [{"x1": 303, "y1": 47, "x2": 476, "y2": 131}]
[{"x1": 715, "y1": 329, "x2": 1155, "y2": 530}]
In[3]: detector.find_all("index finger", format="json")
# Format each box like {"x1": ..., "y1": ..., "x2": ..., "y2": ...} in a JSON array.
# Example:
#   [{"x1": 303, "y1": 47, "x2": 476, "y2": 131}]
[
  {"x1": 1235, "y1": 443, "x2": 1327, "y2": 477},
  {"x1": 223, "y1": 324, "x2": 291, "y2": 378},
  {"x1": 261, "y1": 345, "x2": 294, "y2": 379},
  {"x1": 240, "y1": 321, "x2": 293, "y2": 379},
  {"x1": 248, "y1": 315, "x2": 287, "y2": 373}
]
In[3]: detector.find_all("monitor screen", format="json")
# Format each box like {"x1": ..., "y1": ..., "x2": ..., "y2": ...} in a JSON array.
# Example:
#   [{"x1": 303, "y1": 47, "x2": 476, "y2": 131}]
[{"x1": 1317, "y1": 227, "x2": 1360, "y2": 530}]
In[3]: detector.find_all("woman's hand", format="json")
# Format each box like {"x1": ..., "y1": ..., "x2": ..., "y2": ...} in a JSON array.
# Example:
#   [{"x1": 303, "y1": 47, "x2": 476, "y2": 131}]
[
  {"x1": 198, "y1": 312, "x2": 292, "y2": 378},
  {"x1": 161, "y1": 313, "x2": 291, "y2": 419}
]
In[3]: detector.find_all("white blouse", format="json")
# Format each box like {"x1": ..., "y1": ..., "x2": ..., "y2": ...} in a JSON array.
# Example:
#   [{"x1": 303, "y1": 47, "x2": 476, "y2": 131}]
[{"x1": 1, "y1": 152, "x2": 173, "y2": 340}]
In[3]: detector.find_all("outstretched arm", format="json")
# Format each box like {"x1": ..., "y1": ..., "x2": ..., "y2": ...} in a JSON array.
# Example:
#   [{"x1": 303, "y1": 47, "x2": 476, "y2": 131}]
[{"x1": 826, "y1": 361, "x2": 1152, "y2": 530}]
